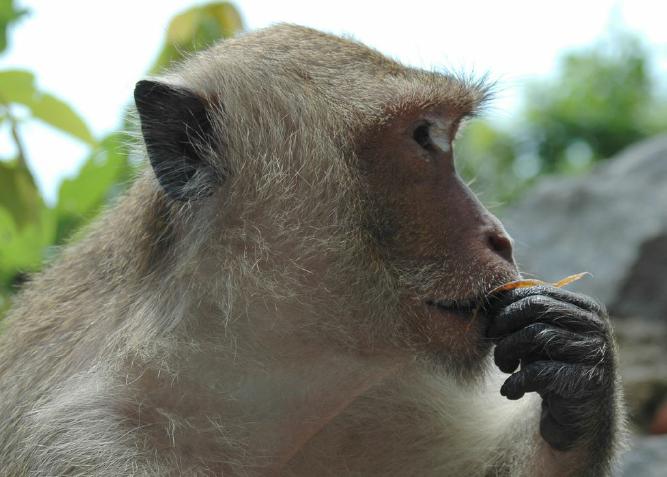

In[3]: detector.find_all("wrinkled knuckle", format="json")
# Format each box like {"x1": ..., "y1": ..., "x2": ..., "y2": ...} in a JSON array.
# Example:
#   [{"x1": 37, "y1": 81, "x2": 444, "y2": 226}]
[
  {"x1": 503, "y1": 300, "x2": 528, "y2": 318},
  {"x1": 521, "y1": 294, "x2": 550, "y2": 312},
  {"x1": 587, "y1": 364, "x2": 610, "y2": 389},
  {"x1": 525, "y1": 322, "x2": 550, "y2": 335},
  {"x1": 596, "y1": 340, "x2": 611, "y2": 363},
  {"x1": 532, "y1": 285, "x2": 554, "y2": 295},
  {"x1": 577, "y1": 337, "x2": 608, "y2": 364},
  {"x1": 525, "y1": 361, "x2": 547, "y2": 376},
  {"x1": 587, "y1": 313, "x2": 610, "y2": 333}
]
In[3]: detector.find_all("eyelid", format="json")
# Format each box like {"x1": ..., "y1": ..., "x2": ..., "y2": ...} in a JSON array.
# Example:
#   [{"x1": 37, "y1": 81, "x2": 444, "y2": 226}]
[{"x1": 427, "y1": 118, "x2": 452, "y2": 154}]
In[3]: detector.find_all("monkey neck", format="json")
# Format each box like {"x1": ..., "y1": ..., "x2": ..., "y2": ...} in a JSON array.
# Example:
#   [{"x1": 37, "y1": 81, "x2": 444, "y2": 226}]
[
  {"x1": 122, "y1": 313, "x2": 408, "y2": 469},
  {"x1": 122, "y1": 316, "x2": 531, "y2": 475}
]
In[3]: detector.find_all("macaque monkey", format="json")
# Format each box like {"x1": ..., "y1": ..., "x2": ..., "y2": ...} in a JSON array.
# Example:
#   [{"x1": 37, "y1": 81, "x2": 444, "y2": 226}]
[{"x1": 0, "y1": 24, "x2": 624, "y2": 476}]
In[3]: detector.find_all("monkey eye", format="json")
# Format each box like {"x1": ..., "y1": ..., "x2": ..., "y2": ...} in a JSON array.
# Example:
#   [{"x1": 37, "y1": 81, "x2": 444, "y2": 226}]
[{"x1": 413, "y1": 122, "x2": 434, "y2": 151}]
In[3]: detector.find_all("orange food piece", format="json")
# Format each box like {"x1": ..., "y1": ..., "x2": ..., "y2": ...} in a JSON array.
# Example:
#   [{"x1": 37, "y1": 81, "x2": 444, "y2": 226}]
[
  {"x1": 552, "y1": 272, "x2": 590, "y2": 288},
  {"x1": 490, "y1": 272, "x2": 590, "y2": 294}
]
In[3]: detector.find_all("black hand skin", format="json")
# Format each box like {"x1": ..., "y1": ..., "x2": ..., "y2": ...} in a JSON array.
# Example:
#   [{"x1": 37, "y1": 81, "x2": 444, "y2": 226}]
[{"x1": 486, "y1": 285, "x2": 622, "y2": 472}]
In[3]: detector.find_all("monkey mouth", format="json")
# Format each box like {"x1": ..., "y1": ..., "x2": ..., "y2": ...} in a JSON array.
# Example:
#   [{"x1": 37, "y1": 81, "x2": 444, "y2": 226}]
[{"x1": 424, "y1": 297, "x2": 484, "y2": 320}]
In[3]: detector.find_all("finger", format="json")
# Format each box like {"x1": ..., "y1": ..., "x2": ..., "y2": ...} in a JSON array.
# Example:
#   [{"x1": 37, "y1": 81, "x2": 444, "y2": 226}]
[
  {"x1": 500, "y1": 361, "x2": 592, "y2": 400},
  {"x1": 487, "y1": 295, "x2": 606, "y2": 339},
  {"x1": 494, "y1": 323, "x2": 606, "y2": 373},
  {"x1": 540, "y1": 397, "x2": 579, "y2": 451},
  {"x1": 487, "y1": 285, "x2": 605, "y2": 316}
]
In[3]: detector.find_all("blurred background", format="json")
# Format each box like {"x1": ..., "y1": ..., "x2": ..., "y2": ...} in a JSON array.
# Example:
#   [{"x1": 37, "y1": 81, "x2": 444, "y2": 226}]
[{"x1": 0, "y1": 1, "x2": 665, "y2": 474}]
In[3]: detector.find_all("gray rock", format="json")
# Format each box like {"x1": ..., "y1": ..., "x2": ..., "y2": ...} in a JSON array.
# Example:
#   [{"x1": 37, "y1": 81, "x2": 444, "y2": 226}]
[
  {"x1": 612, "y1": 234, "x2": 667, "y2": 321},
  {"x1": 614, "y1": 318, "x2": 667, "y2": 429},
  {"x1": 502, "y1": 135, "x2": 667, "y2": 320},
  {"x1": 615, "y1": 435, "x2": 667, "y2": 477}
]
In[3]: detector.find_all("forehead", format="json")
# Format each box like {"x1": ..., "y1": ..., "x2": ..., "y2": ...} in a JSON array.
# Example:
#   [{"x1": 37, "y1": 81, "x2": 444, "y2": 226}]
[{"x1": 381, "y1": 72, "x2": 491, "y2": 122}]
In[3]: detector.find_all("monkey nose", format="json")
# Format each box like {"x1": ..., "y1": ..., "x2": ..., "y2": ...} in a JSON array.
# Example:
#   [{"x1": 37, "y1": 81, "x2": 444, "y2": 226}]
[{"x1": 487, "y1": 230, "x2": 514, "y2": 264}]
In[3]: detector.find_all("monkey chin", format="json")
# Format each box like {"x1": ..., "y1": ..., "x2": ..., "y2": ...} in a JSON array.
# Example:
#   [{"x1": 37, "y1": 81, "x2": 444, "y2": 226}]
[{"x1": 407, "y1": 301, "x2": 493, "y2": 380}]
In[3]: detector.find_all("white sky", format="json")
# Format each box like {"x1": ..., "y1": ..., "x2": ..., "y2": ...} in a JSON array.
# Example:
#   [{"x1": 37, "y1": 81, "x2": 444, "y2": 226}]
[{"x1": 1, "y1": 0, "x2": 666, "y2": 204}]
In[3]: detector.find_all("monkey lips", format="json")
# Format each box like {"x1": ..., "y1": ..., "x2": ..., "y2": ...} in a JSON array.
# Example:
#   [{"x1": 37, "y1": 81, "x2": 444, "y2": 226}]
[
  {"x1": 424, "y1": 272, "x2": 590, "y2": 322},
  {"x1": 424, "y1": 297, "x2": 482, "y2": 321}
]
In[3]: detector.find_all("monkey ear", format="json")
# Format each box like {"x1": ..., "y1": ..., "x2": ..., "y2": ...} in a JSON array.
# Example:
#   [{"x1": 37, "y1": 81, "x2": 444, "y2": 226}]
[{"x1": 134, "y1": 80, "x2": 220, "y2": 201}]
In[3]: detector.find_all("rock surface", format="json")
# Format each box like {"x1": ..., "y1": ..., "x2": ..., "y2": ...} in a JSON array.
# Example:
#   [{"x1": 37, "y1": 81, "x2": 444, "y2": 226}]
[
  {"x1": 615, "y1": 435, "x2": 667, "y2": 477},
  {"x1": 614, "y1": 318, "x2": 667, "y2": 430},
  {"x1": 501, "y1": 135, "x2": 667, "y2": 320}
]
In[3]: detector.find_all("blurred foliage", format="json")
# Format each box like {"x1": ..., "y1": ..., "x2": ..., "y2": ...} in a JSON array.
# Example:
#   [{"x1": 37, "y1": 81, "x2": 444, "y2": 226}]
[
  {"x1": 0, "y1": 2, "x2": 244, "y2": 315},
  {"x1": 150, "y1": 2, "x2": 243, "y2": 74},
  {"x1": 0, "y1": 70, "x2": 96, "y2": 145},
  {"x1": 0, "y1": 0, "x2": 27, "y2": 53},
  {"x1": 457, "y1": 29, "x2": 667, "y2": 205}
]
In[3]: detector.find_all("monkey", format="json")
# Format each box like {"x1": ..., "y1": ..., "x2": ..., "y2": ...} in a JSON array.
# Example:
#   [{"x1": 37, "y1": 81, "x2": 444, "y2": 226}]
[{"x1": 0, "y1": 24, "x2": 625, "y2": 476}]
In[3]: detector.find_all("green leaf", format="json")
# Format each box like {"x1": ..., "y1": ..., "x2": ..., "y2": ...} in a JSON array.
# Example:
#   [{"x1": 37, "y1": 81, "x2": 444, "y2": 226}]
[
  {"x1": 0, "y1": 69, "x2": 96, "y2": 146},
  {"x1": 0, "y1": 205, "x2": 55, "y2": 288},
  {"x1": 150, "y1": 1, "x2": 244, "y2": 74},
  {"x1": 0, "y1": 159, "x2": 43, "y2": 229},
  {"x1": 0, "y1": 69, "x2": 35, "y2": 104},
  {"x1": 0, "y1": 0, "x2": 29, "y2": 54},
  {"x1": 30, "y1": 92, "x2": 96, "y2": 146}
]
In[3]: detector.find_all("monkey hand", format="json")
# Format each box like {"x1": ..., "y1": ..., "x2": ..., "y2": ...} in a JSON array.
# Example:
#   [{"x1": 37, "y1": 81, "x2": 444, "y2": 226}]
[{"x1": 486, "y1": 286, "x2": 617, "y2": 452}]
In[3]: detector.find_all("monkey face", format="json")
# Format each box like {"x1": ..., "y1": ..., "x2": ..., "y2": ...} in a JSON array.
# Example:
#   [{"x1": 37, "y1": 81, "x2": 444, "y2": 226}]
[{"x1": 358, "y1": 106, "x2": 519, "y2": 367}]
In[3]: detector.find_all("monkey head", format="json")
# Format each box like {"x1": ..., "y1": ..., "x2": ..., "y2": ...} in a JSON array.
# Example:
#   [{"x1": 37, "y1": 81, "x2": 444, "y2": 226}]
[{"x1": 133, "y1": 24, "x2": 519, "y2": 377}]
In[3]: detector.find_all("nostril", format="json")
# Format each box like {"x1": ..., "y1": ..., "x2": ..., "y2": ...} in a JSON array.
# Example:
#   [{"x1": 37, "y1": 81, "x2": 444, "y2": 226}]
[{"x1": 488, "y1": 232, "x2": 514, "y2": 263}]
